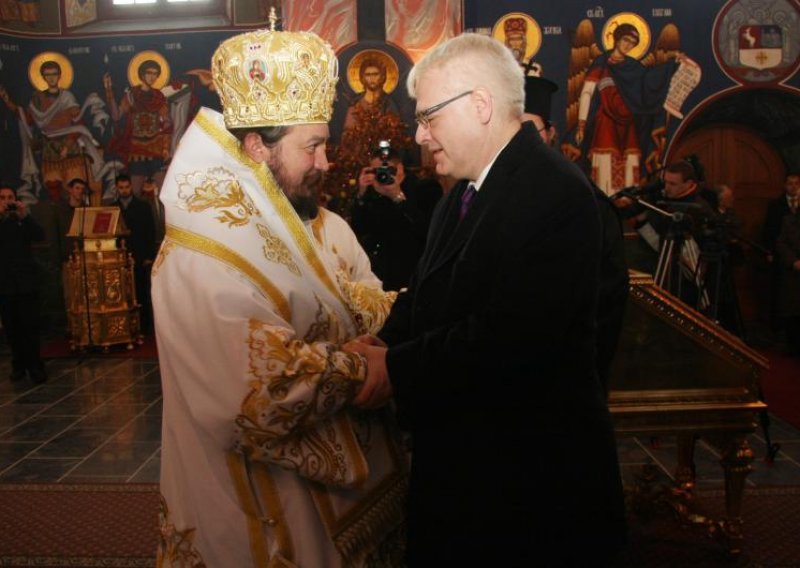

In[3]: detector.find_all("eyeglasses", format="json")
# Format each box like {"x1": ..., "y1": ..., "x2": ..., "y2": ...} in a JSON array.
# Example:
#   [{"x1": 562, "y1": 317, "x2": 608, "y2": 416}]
[{"x1": 414, "y1": 90, "x2": 473, "y2": 128}]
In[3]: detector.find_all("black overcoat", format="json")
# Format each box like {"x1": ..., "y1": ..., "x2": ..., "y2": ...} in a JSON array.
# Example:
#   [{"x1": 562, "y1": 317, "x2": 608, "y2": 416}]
[{"x1": 379, "y1": 122, "x2": 627, "y2": 566}]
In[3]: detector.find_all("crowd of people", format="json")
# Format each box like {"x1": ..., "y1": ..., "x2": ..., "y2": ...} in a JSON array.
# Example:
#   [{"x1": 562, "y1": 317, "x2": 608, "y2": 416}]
[{"x1": 2, "y1": 26, "x2": 800, "y2": 566}]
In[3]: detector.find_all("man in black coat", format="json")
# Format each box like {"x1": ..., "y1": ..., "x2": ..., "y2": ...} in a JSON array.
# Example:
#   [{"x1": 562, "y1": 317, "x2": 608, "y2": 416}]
[
  {"x1": 522, "y1": 70, "x2": 629, "y2": 394},
  {"x1": 764, "y1": 172, "x2": 799, "y2": 331},
  {"x1": 0, "y1": 186, "x2": 47, "y2": 383},
  {"x1": 350, "y1": 147, "x2": 442, "y2": 291},
  {"x1": 113, "y1": 174, "x2": 157, "y2": 330},
  {"x1": 346, "y1": 34, "x2": 626, "y2": 566}
]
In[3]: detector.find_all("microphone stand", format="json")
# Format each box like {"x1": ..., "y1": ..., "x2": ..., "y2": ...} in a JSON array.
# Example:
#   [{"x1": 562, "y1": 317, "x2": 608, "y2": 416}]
[{"x1": 77, "y1": 144, "x2": 95, "y2": 350}]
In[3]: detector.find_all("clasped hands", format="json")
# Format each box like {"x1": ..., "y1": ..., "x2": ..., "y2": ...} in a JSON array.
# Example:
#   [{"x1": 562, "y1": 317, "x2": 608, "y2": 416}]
[{"x1": 343, "y1": 334, "x2": 393, "y2": 409}]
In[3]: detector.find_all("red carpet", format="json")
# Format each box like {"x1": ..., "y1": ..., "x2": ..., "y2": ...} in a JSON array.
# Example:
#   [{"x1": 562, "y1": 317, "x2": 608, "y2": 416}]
[
  {"x1": 42, "y1": 334, "x2": 158, "y2": 360},
  {"x1": 0, "y1": 483, "x2": 158, "y2": 567},
  {"x1": 758, "y1": 347, "x2": 800, "y2": 430}
]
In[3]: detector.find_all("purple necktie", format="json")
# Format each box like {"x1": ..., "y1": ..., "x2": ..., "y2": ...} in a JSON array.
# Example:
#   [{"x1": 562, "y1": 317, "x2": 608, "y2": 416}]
[{"x1": 459, "y1": 184, "x2": 477, "y2": 222}]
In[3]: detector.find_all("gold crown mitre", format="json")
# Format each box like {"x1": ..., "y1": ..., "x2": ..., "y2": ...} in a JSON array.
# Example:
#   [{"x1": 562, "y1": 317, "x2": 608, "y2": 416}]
[{"x1": 212, "y1": 29, "x2": 339, "y2": 129}]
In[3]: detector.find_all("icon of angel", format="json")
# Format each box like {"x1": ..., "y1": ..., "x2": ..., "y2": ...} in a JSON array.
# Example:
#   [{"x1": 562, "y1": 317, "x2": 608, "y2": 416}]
[{"x1": 563, "y1": 15, "x2": 695, "y2": 196}]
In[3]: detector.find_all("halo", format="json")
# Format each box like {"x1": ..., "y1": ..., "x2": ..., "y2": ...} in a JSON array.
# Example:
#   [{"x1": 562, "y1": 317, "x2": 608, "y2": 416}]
[
  {"x1": 127, "y1": 50, "x2": 171, "y2": 89},
  {"x1": 601, "y1": 12, "x2": 652, "y2": 61},
  {"x1": 28, "y1": 52, "x2": 74, "y2": 91},
  {"x1": 491, "y1": 12, "x2": 542, "y2": 63},
  {"x1": 346, "y1": 50, "x2": 399, "y2": 95}
]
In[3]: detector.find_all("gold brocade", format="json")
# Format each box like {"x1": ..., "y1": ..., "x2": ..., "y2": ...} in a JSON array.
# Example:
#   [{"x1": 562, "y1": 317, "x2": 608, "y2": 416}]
[
  {"x1": 194, "y1": 111, "x2": 357, "y2": 331},
  {"x1": 257, "y1": 224, "x2": 301, "y2": 276},
  {"x1": 176, "y1": 167, "x2": 258, "y2": 228},
  {"x1": 152, "y1": 239, "x2": 176, "y2": 278},
  {"x1": 226, "y1": 451, "x2": 288, "y2": 566},
  {"x1": 335, "y1": 270, "x2": 398, "y2": 336},
  {"x1": 237, "y1": 319, "x2": 367, "y2": 487},
  {"x1": 164, "y1": 225, "x2": 291, "y2": 322},
  {"x1": 211, "y1": 30, "x2": 338, "y2": 129},
  {"x1": 157, "y1": 495, "x2": 206, "y2": 568}
]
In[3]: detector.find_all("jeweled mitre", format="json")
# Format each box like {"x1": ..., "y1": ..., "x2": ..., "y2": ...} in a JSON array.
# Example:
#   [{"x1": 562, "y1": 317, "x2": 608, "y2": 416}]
[{"x1": 212, "y1": 29, "x2": 339, "y2": 129}]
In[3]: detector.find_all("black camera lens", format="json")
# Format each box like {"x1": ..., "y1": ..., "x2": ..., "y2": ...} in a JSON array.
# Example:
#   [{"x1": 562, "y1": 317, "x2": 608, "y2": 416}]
[{"x1": 374, "y1": 162, "x2": 397, "y2": 185}]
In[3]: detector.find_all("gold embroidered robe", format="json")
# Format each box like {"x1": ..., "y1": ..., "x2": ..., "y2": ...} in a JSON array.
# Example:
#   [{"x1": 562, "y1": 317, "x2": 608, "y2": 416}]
[{"x1": 153, "y1": 108, "x2": 406, "y2": 568}]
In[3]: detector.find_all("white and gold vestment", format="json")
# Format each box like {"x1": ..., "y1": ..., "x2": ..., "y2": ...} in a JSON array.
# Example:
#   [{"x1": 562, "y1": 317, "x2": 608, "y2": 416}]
[{"x1": 153, "y1": 107, "x2": 406, "y2": 567}]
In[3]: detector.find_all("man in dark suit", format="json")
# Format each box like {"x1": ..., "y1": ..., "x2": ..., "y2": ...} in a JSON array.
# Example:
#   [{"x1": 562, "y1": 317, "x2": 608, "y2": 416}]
[
  {"x1": 346, "y1": 34, "x2": 626, "y2": 566},
  {"x1": 113, "y1": 174, "x2": 157, "y2": 330},
  {"x1": 523, "y1": 70, "x2": 629, "y2": 393},
  {"x1": 0, "y1": 185, "x2": 47, "y2": 383},
  {"x1": 764, "y1": 172, "x2": 799, "y2": 331}
]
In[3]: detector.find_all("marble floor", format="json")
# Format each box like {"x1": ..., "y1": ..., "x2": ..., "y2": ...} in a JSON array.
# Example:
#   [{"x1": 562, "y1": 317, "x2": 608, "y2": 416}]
[{"x1": 2, "y1": 353, "x2": 800, "y2": 488}]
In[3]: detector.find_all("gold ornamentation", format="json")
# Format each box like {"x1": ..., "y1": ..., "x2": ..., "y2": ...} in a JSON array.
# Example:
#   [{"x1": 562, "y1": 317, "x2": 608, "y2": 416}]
[
  {"x1": 152, "y1": 239, "x2": 177, "y2": 277},
  {"x1": 211, "y1": 29, "x2": 339, "y2": 128},
  {"x1": 237, "y1": 319, "x2": 366, "y2": 486},
  {"x1": 335, "y1": 269, "x2": 397, "y2": 336},
  {"x1": 194, "y1": 112, "x2": 358, "y2": 331},
  {"x1": 256, "y1": 223, "x2": 301, "y2": 276},
  {"x1": 165, "y1": 225, "x2": 291, "y2": 321},
  {"x1": 105, "y1": 269, "x2": 122, "y2": 304},
  {"x1": 176, "y1": 167, "x2": 258, "y2": 227},
  {"x1": 303, "y1": 294, "x2": 346, "y2": 344},
  {"x1": 107, "y1": 315, "x2": 128, "y2": 338},
  {"x1": 157, "y1": 495, "x2": 207, "y2": 567}
]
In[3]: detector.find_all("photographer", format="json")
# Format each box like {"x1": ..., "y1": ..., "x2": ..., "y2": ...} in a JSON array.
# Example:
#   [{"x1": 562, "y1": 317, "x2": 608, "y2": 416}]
[
  {"x1": 625, "y1": 160, "x2": 714, "y2": 308},
  {"x1": 350, "y1": 142, "x2": 442, "y2": 291},
  {"x1": 0, "y1": 185, "x2": 47, "y2": 383}
]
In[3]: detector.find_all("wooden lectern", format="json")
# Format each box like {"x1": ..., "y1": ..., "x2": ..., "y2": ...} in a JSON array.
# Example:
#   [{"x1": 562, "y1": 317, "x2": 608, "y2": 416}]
[{"x1": 63, "y1": 206, "x2": 142, "y2": 350}]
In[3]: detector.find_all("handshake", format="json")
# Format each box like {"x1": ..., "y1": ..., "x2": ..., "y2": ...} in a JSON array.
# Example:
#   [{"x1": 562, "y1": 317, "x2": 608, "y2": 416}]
[{"x1": 344, "y1": 334, "x2": 393, "y2": 409}]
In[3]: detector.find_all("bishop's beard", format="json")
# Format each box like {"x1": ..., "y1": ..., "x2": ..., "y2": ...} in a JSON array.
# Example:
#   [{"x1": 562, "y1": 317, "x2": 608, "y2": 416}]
[{"x1": 268, "y1": 157, "x2": 323, "y2": 221}]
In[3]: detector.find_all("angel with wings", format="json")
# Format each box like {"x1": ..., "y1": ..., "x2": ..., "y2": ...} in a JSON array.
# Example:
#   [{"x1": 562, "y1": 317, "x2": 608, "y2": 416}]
[{"x1": 564, "y1": 18, "x2": 688, "y2": 196}]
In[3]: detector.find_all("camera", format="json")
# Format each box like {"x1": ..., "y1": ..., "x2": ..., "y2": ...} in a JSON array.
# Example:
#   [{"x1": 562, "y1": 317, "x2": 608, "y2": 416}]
[
  {"x1": 373, "y1": 140, "x2": 397, "y2": 185},
  {"x1": 6, "y1": 202, "x2": 17, "y2": 212}
]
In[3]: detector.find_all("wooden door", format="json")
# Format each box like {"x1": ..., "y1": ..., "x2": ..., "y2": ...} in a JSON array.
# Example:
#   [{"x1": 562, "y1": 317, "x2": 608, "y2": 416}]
[{"x1": 667, "y1": 125, "x2": 786, "y2": 326}]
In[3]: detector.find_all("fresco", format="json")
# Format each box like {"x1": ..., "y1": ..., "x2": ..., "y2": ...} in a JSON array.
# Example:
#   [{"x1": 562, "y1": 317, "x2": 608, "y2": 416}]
[
  {"x1": 0, "y1": 0, "x2": 59, "y2": 34},
  {"x1": 559, "y1": 12, "x2": 700, "y2": 195},
  {"x1": 386, "y1": 0, "x2": 461, "y2": 63},
  {"x1": 65, "y1": 0, "x2": 97, "y2": 29},
  {"x1": 713, "y1": 0, "x2": 800, "y2": 85}
]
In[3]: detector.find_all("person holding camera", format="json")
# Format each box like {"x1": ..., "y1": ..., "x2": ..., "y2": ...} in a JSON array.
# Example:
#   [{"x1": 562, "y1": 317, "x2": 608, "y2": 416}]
[
  {"x1": 350, "y1": 143, "x2": 442, "y2": 291},
  {"x1": 0, "y1": 185, "x2": 47, "y2": 383},
  {"x1": 629, "y1": 160, "x2": 714, "y2": 308}
]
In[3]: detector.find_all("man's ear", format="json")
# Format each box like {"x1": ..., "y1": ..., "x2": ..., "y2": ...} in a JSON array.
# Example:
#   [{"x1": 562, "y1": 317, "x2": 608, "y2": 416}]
[
  {"x1": 243, "y1": 132, "x2": 270, "y2": 163},
  {"x1": 472, "y1": 87, "x2": 493, "y2": 124}
]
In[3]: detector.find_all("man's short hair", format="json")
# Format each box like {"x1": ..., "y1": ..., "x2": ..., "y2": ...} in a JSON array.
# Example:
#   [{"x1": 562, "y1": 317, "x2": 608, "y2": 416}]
[
  {"x1": 407, "y1": 33, "x2": 524, "y2": 119},
  {"x1": 0, "y1": 184, "x2": 17, "y2": 197},
  {"x1": 40, "y1": 60, "x2": 61, "y2": 76},
  {"x1": 67, "y1": 178, "x2": 87, "y2": 188},
  {"x1": 665, "y1": 160, "x2": 698, "y2": 183},
  {"x1": 116, "y1": 174, "x2": 132, "y2": 185},
  {"x1": 138, "y1": 60, "x2": 162, "y2": 80}
]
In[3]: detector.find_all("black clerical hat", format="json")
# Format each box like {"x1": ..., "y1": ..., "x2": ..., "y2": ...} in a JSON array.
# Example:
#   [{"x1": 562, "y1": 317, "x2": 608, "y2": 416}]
[{"x1": 523, "y1": 76, "x2": 558, "y2": 122}]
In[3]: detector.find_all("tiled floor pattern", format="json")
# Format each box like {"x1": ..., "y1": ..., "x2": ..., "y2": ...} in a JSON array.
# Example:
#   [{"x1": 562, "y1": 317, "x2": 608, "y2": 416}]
[{"x1": 2, "y1": 355, "x2": 800, "y2": 488}]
